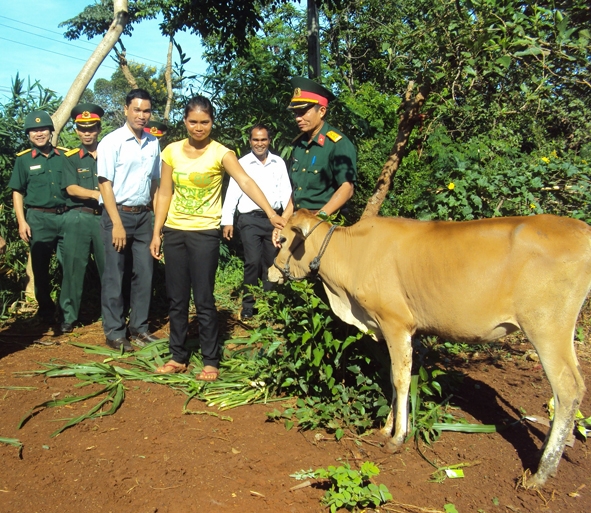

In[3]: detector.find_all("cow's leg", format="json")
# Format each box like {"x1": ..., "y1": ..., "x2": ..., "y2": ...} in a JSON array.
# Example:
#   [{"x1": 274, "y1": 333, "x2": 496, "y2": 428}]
[
  {"x1": 525, "y1": 328, "x2": 585, "y2": 488},
  {"x1": 379, "y1": 328, "x2": 413, "y2": 449}
]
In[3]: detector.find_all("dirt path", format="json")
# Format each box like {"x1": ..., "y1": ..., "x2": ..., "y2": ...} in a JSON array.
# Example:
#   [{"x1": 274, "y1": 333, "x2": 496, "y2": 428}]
[{"x1": 1, "y1": 318, "x2": 590, "y2": 512}]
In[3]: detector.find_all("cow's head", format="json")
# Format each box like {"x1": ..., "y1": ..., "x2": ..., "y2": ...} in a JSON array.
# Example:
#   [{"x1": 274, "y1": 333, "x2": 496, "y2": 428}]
[{"x1": 268, "y1": 209, "x2": 327, "y2": 284}]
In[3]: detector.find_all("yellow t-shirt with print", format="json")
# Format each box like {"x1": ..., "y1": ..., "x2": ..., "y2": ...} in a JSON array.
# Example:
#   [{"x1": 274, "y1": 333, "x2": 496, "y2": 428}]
[{"x1": 162, "y1": 139, "x2": 233, "y2": 230}]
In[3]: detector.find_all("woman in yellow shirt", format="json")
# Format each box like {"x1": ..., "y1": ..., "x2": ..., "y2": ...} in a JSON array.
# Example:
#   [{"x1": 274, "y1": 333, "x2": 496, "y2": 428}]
[{"x1": 150, "y1": 96, "x2": 285, "y2": 378}]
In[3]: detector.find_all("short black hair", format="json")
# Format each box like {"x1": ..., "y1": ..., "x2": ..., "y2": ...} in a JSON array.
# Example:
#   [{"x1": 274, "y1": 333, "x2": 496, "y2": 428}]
[
  {"x1": 126, "y1": 89, "x2": 152, "y2": 106},
  {"x1": 249, "y1": 123, "x2": 272, "y2": 140}
]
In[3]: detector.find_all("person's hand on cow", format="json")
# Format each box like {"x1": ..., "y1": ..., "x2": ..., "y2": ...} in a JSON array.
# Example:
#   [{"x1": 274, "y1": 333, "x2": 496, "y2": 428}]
[
  {"x1": 272, "y1": 227, "x2": 283, "y2": 248},
  {"x1": 269, "y1": 214, "x2": 286, "y2": 231},
  {"x1": 222, "y1": 225, "x2": 233, "y2": 240}
]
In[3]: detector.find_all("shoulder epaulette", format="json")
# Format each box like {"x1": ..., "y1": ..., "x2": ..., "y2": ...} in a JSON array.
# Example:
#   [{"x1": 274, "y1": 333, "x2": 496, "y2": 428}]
[
  {"x1": 65, "y1": 148, "x2": 79, "y2": 157},
  {"x1": 57, "y1": 146, "x2": 70, "y2": 152},
  {"x1": 326, "y1": 131, "x2": 342, "y2": 143},
  {"x1": 291, "y1": 132, "x2": 306, "y2": 144},
  {"x1": 16, "y1": 148, "x2": 32, "y2": 157}
]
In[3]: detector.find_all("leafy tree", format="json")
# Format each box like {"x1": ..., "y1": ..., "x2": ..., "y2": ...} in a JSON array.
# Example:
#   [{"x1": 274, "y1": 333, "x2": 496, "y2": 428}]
[{"x1": 85, "y1": 62, "x2": 173, "y2": 127}]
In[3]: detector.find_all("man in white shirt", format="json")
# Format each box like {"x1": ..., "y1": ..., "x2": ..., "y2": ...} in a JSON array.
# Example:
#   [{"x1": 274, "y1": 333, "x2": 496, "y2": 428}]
[
  {"x1": 222, "y1": 124, "x2": 291, "y2": 320},
  {"x1": 97, "y1": 89, "x2": 161, "y2": 351}
]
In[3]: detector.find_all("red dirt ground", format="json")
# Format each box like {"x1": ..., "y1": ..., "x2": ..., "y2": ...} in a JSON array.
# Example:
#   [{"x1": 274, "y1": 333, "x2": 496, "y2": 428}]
[{"x1": 0, "y1": 315, "x2": 590, "y2": 513}]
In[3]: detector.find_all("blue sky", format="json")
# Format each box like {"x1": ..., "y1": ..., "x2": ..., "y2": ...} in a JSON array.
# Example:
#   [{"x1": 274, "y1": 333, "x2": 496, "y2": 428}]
[{"x1": 0, "y1": 0, "x2": 206, "y2": 101}]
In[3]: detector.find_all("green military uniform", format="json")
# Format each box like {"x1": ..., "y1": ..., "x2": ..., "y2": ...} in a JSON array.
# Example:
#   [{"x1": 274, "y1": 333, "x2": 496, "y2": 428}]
[
  {"x1": 8, "y1": 111, "x2": 68, "y2": 318},
  {"x1": 59, "y1": 103, "x2": 105, "y2": 328},
  {"x1": 289, "y1": 121, "x2": 357, "y2": 210},
  {"x1": 287, "y1": 77, "x2": 357, "y2": 211}
]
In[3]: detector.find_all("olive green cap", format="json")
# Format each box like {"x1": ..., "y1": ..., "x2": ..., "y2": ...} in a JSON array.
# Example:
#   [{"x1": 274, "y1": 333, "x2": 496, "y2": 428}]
[
  {"x1": 288, "y1": 77, "x2": 335, "y2": 110},
  {"x1": 71, "y1": 103, "x2": 104, "y2": 127}
]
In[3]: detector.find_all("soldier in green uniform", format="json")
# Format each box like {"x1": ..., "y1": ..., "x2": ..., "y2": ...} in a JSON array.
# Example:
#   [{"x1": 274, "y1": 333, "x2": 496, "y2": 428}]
[
  {"x1": 8, "y1": 110, "x2": 69, "y2": 322},
  {"x1": 276, "y1": 77, "x2": 357, "y2": 233},
  {"x1": 59, "y1": 103, "x2": 106, "y2": 333}
]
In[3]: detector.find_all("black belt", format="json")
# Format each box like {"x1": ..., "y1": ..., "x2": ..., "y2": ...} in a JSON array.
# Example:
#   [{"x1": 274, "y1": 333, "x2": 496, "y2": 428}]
[
  {"x1": 72, "y1": 206, "x2": 103, "y2": 215},
  {"x1": 117, "y1": 204, "x2": 151, "y2": 213},
  {"x1": 241, "y1": 209, "x2": 282, "y2": 219},
  {"x1": 241, "y1": 210, "x2": 268, "y2": 218},
  {"x1": 30, "y1": 206, "x2": 67, "y2": 214}
]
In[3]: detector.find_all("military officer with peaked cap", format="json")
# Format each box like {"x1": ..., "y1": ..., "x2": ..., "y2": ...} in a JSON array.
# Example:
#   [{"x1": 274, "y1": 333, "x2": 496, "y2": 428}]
[
  {"x1": 144, "y1": 120, "x2": 168, "y2": 139},
  {"x1": 275, "y1": 77, "x2": 357, "y2": 238},
  {"x1": 59, "y1": 103, "x2": 106, "y2": 333},
  {"x1": 8, "y1": 110, "x2": 69, "y2": 322}
]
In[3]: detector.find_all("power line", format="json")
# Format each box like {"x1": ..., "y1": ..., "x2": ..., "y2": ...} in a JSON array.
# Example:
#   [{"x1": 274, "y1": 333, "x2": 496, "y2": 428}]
[
  {"x1": 0, "y1": 36, "x2": 118, "y2": 71},
  {"x1": 0, "y1": 14, "x2": 205, "y2": 76}
]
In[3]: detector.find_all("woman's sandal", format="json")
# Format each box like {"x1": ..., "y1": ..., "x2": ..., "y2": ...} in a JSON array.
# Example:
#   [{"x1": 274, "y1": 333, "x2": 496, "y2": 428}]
[
  {"x1": 196, "y1": 367, "x2": 219, "y2": 382},
  {"x1": 155, "y1": 361, "x2": 187, "y2": 374}
]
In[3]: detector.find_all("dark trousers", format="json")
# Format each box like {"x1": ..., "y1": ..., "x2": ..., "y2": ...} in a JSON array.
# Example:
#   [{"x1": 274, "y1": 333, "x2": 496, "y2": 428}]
[
  {"x1": 100, "y1": 210, "x2": 153, "y2": 340},
  {"x1": 163, "y1": 227, "x2": 220, "y2": 367},
  {"x1": 27, "y1": 209, "x2": 65, "y2": 317},
  {"x1": 60, "y1": 209, "x2": 105, "y2": 324},
  {"x1": 237, "y1": 213, "x2": 277, "y2": 309}
]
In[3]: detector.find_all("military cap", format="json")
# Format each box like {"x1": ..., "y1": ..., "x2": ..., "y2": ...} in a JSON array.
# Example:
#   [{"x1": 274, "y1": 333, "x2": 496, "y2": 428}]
[
  {"x1": 71, "y1": 103, "x2": 104, "y2": 127},
  {"x1": 288, "y1": 77, "x2": 335, "y2": 110},
  {"x1": 24, "y1": 110, "x2": 54, "y2": 133},
  {"x1": 144, "y1": 121, "x2": 168, "y2": 138}
]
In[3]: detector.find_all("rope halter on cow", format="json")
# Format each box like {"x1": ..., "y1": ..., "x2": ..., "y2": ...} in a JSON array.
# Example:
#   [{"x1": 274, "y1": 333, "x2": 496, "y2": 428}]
[{"x1": 273, "y1": 220, "x2": 337, "y2": 281}]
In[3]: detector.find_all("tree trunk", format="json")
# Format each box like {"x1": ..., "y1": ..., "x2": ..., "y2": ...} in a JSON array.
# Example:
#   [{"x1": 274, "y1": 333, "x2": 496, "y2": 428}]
[
  {"x1": 51, "y1": 0, "x2": 129, "y2": 143},
  {"x1": 361, "y1": 81, "x2": 430, "y2": 219},
  {"x1": 163, "y1": 37, "x2": 174, "y2": 122},
  {"x1": 115, "y1": 45, "x2": 138, "y2": 89}
]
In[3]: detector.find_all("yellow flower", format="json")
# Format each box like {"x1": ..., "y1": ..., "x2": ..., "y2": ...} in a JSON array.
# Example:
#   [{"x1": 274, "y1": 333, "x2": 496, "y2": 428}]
[
  {"x1": 550, "y1": 150, "x2": 558, "y2": 158},
  {"x1": 530, "y1": 203, "x2": 536, "y2": 209},
  {"x1": 541, "y1": 157, "x2": 550, "y2": 163},
  {"x1": 447, "y1": 182, "x2": 455, "y2": 190}
]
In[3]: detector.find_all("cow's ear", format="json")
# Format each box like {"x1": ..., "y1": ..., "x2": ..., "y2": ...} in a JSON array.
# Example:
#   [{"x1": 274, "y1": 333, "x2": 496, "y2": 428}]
[{"x1": 291, "y1": 225, "x2": 307, "y2": 238}]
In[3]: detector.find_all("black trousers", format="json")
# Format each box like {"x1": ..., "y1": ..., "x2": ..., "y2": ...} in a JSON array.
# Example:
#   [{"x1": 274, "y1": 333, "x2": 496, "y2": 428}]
[
  {"x1": 162, "y1": 227, "x2": 220, "y2": 367},
  {"x1": 236, "y1": 213, "x2": 277, "y2": 309},
  {"x1": 100, "y1": 210, "x2": 153, "y2": 340}
]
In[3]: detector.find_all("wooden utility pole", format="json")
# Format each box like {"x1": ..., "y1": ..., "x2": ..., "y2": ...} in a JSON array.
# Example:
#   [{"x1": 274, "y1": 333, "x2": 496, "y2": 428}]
[{"x1": 307, "y1": 0, "x2": 321, "y2": 78}]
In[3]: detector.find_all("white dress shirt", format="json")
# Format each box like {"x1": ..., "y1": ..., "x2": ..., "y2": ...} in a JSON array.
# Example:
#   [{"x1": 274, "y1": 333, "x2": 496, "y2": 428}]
[{"x1": 221, "y1": 150, "x2": 292, "y2": 225}]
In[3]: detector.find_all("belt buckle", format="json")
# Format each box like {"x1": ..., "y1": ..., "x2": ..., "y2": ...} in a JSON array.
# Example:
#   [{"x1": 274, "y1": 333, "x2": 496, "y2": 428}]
[
  {"x1": 94, "y1": 208, "x2": 101, "y2": 215},
  {"x1": 56, "y1": 206, "x2": 65, "y2": 215},
  {"x1": 131, "y1": 206, "x2": 141, "y2": 213}
]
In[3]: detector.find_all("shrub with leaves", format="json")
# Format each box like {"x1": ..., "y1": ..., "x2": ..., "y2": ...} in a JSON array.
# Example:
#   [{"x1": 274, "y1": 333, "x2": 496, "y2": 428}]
[
  {"x1": 256, "y1": 280, "x2": 391, "y2": 437},
  {"x1": 291, "y1": 461, "x2": 392, "y2": 512}
]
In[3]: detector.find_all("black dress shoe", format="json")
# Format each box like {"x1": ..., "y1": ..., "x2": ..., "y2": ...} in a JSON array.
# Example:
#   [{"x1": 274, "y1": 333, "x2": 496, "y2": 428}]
[
  {"x1": 129, "y1": 332, "x2": 160, "y2": 347},
  {"x1": 106, "y1": 337, "x2": 133, "y2": 352},
  {"x1": 240, "y1": 307, "x2": 254, "y2": 320},
  {"x1": 60, "y1": 322, "x2": 74, "y2": 333}
]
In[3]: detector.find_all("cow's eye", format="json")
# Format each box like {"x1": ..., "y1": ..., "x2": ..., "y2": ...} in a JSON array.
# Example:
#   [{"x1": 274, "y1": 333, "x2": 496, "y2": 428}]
[{"x1": 279, "y1": 236, "x2": 287, "y2": 244}]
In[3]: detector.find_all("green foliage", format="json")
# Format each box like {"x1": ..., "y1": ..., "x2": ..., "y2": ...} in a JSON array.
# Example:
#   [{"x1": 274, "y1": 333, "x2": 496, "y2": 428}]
[
  {"x1": 292, "y1": 461, "x2": 393, "y2": 512},
  {"x1": 407, "y1": 366, "x2": 457, "y2": 445},
  {"x1": 258, "y1": 280, "x2": 391, "y2": 435},
  {"x1": 402, "y1": 132, "x2": 591, "y2": 222},
  {"x1": 200, "y1": 2, "x2": 305, "y2": 159}
]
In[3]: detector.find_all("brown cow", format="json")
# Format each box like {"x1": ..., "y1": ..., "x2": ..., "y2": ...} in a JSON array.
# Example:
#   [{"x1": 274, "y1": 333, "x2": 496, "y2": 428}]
[{"x1": 268, "y1": 209, "x2": 589, "y2": 488}]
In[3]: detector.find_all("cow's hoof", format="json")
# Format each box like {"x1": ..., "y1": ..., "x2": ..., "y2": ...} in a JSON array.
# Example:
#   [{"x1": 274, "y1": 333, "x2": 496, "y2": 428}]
[
  {"x1": 384, "y1": 438, "x2": 403, "y2": 454},
  {"x1": 519, "y1": 469, "x2": 547, "y2": 489}
]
